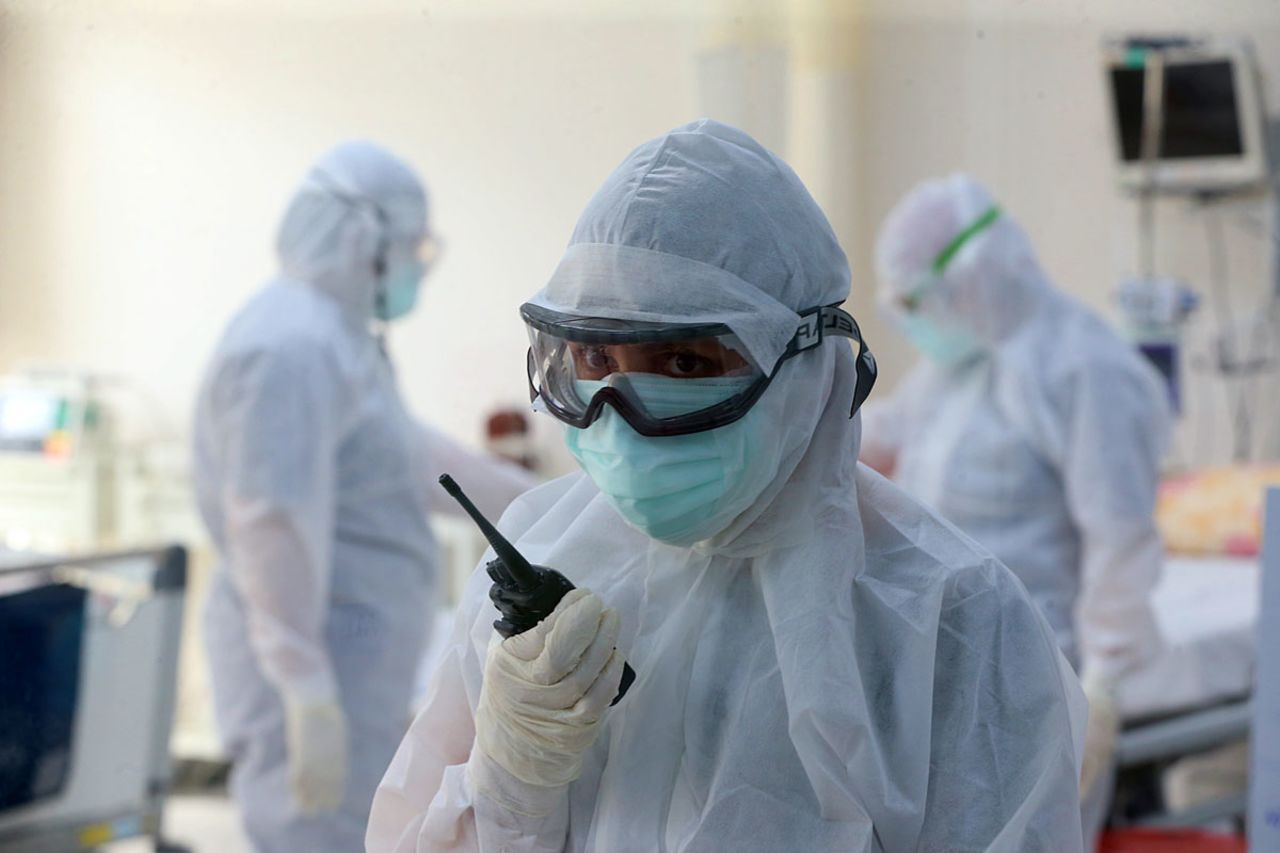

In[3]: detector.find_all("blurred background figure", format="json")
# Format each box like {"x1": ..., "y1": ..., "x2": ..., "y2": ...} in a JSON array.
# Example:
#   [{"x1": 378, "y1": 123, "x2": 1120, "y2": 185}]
[
  {"x1": 860, "y1": 173, "x2": 1172, "y2": 841},
  {"x1": 192, "y1": 141, "x2": 534, "y2": 852}
]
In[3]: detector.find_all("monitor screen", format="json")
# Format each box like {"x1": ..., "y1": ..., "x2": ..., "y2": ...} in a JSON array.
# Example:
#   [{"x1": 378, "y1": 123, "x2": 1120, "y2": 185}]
[
  {"x1": 0, "y1": 391, "x2": 61, "y2": 445},
  {"x1": 1111, "y1": 60, "x2": 1245, "y2": 161}
]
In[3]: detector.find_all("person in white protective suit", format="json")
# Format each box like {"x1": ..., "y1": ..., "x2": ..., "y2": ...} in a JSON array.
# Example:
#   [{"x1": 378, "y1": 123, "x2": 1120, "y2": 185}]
[
  {"x1": 193, "y1": 140, "x2": 536, "y2": 853},
  {"x1": 860, "y1": 174, "x2": 1171, "y2": 835},
  {"x1": 366, "y1": 121, "x2": 1087, "y2": 853}
]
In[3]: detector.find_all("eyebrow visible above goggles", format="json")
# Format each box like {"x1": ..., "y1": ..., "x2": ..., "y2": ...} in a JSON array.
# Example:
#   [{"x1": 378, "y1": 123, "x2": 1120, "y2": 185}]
[{"x1": 897, "y1": 204, "x2": 1002, "y2": 312}]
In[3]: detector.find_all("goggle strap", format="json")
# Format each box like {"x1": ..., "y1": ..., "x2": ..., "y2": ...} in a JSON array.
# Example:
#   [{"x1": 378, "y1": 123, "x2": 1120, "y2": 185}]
[
  {"x1": 931, "y1": 204, "x2": 1001, "y2": 276},
  {"x1": 786, "y1": 305, "x2": 860, "y2": 356},
  {"x1": 851, "y1": 347, "x2": 878, "y2": 418},
  {"x1": 782, "y1": 304, "x2": 878, "y2": 417}
]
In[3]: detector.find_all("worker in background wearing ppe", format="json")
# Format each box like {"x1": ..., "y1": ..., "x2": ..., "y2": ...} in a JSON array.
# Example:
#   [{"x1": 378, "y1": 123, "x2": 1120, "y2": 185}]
[
  {"x1": 193, "y1": 141, "x2": 536, "y2": 853},
  {"x1": 860, "y1": 174, "x2": 1171, "y2": 839},
  {"x1": 366, "y1": 121, "x2": 1086, "y2": 853}
]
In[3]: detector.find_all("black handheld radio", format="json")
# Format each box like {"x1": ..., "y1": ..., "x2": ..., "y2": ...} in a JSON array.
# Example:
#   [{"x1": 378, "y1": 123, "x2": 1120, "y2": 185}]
[{"x1": 438, "y1": 474, "x2": 635, "y2": 705}]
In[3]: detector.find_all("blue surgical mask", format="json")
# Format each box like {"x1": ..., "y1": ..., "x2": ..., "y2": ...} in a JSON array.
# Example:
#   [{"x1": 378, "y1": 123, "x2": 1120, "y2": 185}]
[
  {"x1": 375, "y1": 260, "x2": 425, "y2": 321},
  {"x1": 895, "y1": 312, "x2": 984, "y2": 367},
  {"x1": 565, "y1": 374, "x2": 775, "y2": 545}
]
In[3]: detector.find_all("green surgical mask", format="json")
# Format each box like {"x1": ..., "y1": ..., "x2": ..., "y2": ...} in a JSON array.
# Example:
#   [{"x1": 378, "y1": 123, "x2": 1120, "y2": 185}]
[
  {"x1": 565, "y1": 374, "x2": 779, "y2": 545},
  {"x1": 374, "y1": 260, "x2": 425, "y2": 321},
  {"x1": 895, "y1": 312, "x2": 984, "y2": 367}
]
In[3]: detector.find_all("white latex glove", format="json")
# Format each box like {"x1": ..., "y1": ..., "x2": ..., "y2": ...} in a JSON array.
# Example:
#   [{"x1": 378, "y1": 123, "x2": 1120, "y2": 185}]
[
  {"x1": 1080, "y1": 673, "x2": 1120, "y2": 797},
  {"x1": 284, "y1": 696, "x2": 348, "y2": 815},
  {"x1": 475, "y1": 587, "x2": 625, "y2": 790}
]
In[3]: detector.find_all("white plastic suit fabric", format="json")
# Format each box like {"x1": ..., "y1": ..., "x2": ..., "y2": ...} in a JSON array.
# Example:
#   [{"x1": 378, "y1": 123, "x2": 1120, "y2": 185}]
[
  {"x1": 367, "y1": 121, "x2": 1086, "y2": 852},
  {"x1": 194, "y1": 141, "x2": 534, "y2": 853},
  {"x1": 862, "y1": 174, "x2": 1170, "y2": 684}
]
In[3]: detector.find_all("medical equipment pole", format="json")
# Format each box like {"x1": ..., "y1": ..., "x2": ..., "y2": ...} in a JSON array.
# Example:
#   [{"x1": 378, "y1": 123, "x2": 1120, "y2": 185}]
[
  {"x1": 1268, "y1": 117, "x2": 1279, "y2": 300},
  {"x1": 1249, "y1": 488, "x2": 1280, "y2": 847}
]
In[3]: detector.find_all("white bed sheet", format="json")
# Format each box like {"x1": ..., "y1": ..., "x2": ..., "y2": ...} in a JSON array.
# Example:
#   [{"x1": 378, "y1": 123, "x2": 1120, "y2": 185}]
[{"x1": 1117, "y1": 555, "x2": 1258, "y2": 721}]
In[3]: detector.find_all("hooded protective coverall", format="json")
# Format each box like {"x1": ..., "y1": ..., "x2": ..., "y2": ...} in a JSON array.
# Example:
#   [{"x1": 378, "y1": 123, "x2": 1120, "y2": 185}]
[
  {"x1": 367, "y1": 122, "x2": 1086, "y2": 853},
  {"x1": 862, "y1": 174, "x2": 1170, "y2": 833},
  {"x1": 194, "y1": 141, "x2": 532, "y2": 852},
  {"x1": 863, "y1": 174, "x2": 1169, "y2": 683}
]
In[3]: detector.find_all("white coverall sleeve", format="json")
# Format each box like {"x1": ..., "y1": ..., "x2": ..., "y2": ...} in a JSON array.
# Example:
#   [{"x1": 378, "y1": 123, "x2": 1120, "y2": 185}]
[
  {"x1": 857, "y1": 398, "x2": 902, "y2": 475},
  {"x1": 211, "y1": 345, "x2": 345, "y2": 703},
  {"x1": 416, "y1": 424, "x2": 539, "y2": 522},
  {"x1": 1063, "y1": 361, "x2": 1169, "y2": 683},
  {"x1": 366, "y1": 610, "x2": 570, "y2": 852},
  {"x1": 916, "y1": 561, "x2": 1087, "y2": 851},
  {"x1": 858, "y1": 363, "x2": 928, "y2": 477}
]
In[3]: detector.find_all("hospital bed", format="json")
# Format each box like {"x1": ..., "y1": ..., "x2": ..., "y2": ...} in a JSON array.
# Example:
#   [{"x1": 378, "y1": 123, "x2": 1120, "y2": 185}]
[
  {"x1": 1110, "y1": 555, "x2": 1258, "y2": 829},
  {"x1": 0, "y1": 547, "x2": 190, "y2": 853}
]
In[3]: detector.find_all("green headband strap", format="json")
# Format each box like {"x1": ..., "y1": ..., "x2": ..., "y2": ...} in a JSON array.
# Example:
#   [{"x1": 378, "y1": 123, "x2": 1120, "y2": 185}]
[{"x1": 931, "y1": 205, "x2": 1001, "y2": 275}]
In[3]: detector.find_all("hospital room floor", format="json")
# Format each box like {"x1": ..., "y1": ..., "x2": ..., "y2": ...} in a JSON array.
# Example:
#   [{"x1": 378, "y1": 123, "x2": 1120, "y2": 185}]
[{"x1": 105, "y1": 795, "x2": 251, "y2": 853}]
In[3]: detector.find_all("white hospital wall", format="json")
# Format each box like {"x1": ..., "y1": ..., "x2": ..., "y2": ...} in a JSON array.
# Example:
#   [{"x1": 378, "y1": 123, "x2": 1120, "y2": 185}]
[
  {"x1": 0, "y1": 0, "x2": 1277, "y2": 465},
  {"x1": 0, "y1": 2, "x2": 704, "y2": 467}
]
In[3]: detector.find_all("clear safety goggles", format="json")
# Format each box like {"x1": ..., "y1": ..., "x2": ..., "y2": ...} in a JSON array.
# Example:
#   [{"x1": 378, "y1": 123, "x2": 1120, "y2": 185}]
[
  {"x1": 888, "y1": 205, "x2": 1002, "y2": 314},
  {"x1": 522, "y1": 302, "x2": 878, "y2": 437}
]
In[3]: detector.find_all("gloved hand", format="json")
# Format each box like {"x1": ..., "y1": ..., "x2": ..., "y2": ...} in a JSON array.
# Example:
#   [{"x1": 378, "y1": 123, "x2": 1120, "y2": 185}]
[
  {"x1": 475, "y1": 587, "x2": 625, "y2": 789},
  {"x1": 284, "y1": 695, "x2": 348, "y2": 815},
  {"x1": 1080, "y1": 673, "x2": 1120, "y2": 796}
]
